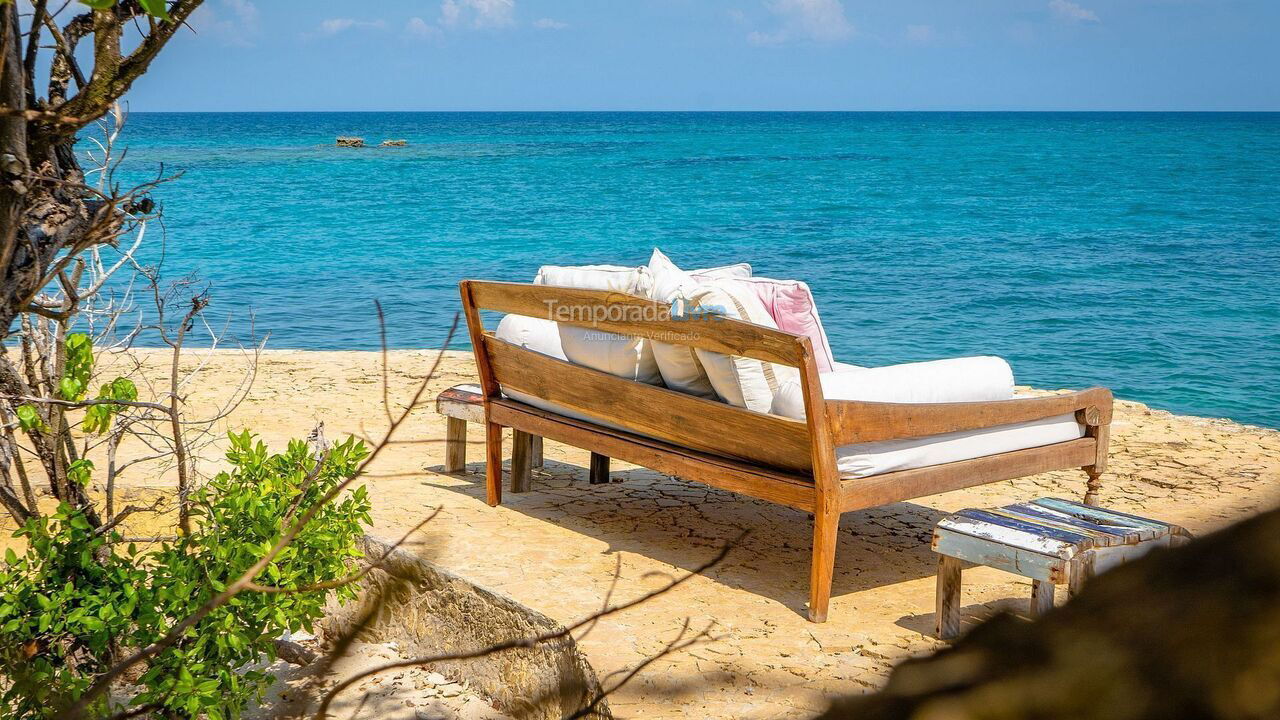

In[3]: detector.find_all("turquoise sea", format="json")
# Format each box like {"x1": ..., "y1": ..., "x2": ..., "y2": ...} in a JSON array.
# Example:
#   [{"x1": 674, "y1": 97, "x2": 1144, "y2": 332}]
[{"x1": 110, "y1": 112, "x2": 1280, "y2": 428}]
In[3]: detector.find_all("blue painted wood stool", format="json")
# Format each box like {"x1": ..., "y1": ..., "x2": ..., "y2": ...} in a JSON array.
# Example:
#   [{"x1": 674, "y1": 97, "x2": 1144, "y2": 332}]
[{"x1": 931, "y1": 497, "x2": 1192, "y2": 639}]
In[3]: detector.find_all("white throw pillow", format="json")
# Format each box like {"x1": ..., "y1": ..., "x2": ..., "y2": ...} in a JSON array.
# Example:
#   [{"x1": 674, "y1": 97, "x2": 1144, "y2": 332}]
[
  {"x1": 688, "y1": 278, "x2": 801, "y2": 412},
  {"x1": 647, "y1": 249, "x2": 719, "y2": 398},
  {"x1": 535, "y1": 264, "x2": 653, "y2": 295},
  {"x1": 534, "y1": 264, "x2": 663, "y2": 386},
  {"x1": 691, "y1": 262, "x2": 752, "y2": 279},
  {"x1": 769, "y1": 356, "x2": 1015, "y2": 420}
]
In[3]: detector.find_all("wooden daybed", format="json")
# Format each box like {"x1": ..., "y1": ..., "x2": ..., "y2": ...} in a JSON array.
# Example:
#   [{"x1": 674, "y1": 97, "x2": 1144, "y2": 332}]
[{"x1": 460, "y1": 280, "x2": 1112, "y2": 623}]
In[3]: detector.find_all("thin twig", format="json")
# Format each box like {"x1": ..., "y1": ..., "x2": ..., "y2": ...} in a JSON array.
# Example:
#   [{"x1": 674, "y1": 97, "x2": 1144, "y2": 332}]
[{"x1": 245, "y1": 509, "x2": 440, "y2": 595}]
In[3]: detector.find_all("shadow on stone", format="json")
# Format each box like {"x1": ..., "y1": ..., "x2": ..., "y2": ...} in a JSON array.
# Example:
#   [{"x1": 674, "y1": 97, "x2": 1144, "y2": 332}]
[
  {"x1": 323, "y1": 535, "x2": 611, "y2": 720},
  {"x1": 426, "y1": 457, "x2": 949, "y2": 618}
]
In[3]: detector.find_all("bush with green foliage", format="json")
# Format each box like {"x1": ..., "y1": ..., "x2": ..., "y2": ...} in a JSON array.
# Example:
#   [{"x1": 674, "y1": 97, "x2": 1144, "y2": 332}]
[{"x1": 0, "y1": 432, "x2": 373, "y2": 719}]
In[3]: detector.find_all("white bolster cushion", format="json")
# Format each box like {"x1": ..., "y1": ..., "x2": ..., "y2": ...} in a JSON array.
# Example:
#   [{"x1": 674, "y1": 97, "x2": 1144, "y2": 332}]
[
  {"x1": 691, "y1": 262, "x2": 752, "y2": 279},
  {"x1": 535, "y1": 264, "x2": 652, "y2": 294},
  {"x1": 769, "y1": 356, "x2": 1015, "y2": 420},
  {"x1": 494, "y1": 314, "x2": 566, "y2": 413},
  {"x1": 494, "y1": 313, "x2": 627, "y2": 429},
  {"x1": 494, "y1": 314, "x2": 565, "y2": 360},
  {"x1": 768, "y1": 356, "x2": 1083, "y2": 478}
]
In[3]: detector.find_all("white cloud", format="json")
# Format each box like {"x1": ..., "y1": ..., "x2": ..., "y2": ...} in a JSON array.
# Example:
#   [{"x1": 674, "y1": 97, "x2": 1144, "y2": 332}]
[
  {"x1": 441, "y1": 0, "x2": 462, "y2": 27},
  {"x1": 440, "y1": 0, "x2": 515, "y2": 29},
  {"x1": 904, "y1": 24, "x2": 936, "y2": 45},
  {"x1": 319, "y1": 18, "x2": 354, "y2": 34},
  {"x1": 533, "y1": 17, "x2": 568, "y2": 30},
  {"x1": 316, "y1": 18, "x2": 387, "y2": 36},
  {"x1": 747, "y1": 0, "x2": 853, "y2": 46},
  {"x1": 405, "y1": 16, "x2": 443, "y2": 39},
  {"x1": 189, "y1": 0, "x2": 260, "y2": 46},
  {"x1": 224, "y1": 0, "x2": 259, "y2": 30},
  {"x1": 1049, "y1": 0, "x2": 1100, "y2": 23}
]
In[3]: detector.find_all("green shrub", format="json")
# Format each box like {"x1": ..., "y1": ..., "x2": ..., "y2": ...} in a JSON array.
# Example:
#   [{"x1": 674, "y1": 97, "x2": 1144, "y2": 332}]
[{"x1": 0, "y1": 432, "x2": 373, "y2": 719}]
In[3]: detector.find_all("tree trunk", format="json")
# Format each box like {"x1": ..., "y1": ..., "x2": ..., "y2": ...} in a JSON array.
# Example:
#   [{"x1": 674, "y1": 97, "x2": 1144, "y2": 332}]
[{"x1": 1, "y1": 3, "x2": 34, "y2": 335}]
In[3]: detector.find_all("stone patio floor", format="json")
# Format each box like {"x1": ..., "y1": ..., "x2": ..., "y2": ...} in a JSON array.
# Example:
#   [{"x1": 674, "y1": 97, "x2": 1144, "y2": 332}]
[{"x1": 10, "y1": 349, "x2": 1276, "y2": 718}]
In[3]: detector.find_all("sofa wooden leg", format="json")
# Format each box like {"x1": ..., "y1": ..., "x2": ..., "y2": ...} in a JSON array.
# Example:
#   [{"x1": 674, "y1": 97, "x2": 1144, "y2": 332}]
[
  {"x1": 485, "y1": 422, "x2": 503, "y2": 507},
  {"x1": 808, "y1": 509, "x2": 840, "y2": 623},
  {"x1": 444, "y1": 417, "x2": 467, "y2": 472},
  {"x1": 589, "y1": 453, "x2": 610, "y2": 485},
  {"x1": 1083, "y1": 468, "x2": 1103, "y2": 507},
  {"x1": 1082, "y1": 420, "x2": 1108, "y2": 507},
  {"x1": 511, "y1": 430, "x2": 534, "y2": 494},
  {"x1": 531, "y1": 435, "x2": 543, "y2": 468}
]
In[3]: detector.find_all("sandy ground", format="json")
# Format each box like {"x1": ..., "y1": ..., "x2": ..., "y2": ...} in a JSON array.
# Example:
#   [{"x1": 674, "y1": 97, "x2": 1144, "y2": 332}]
[{"x1": 6, "y1": 348, "x2": 1279, "y2": 718}]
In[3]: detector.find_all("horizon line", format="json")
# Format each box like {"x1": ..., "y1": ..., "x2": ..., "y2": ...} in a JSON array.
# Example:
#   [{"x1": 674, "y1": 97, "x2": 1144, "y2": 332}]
[{"x1": 125, "y1": 108, "x2": 1280, "y2": 114}]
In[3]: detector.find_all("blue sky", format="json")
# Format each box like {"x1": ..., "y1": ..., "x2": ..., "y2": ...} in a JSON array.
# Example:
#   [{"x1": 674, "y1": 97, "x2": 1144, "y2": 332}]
[{"x1": 124, "y1": 0, "x2": 1279, "y2": 111}]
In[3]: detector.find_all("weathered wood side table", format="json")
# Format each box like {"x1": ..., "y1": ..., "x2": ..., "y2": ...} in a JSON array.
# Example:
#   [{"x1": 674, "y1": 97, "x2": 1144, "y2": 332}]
[{"x1": 932, "y1": 497, "x2": 1191, "y2": 639}]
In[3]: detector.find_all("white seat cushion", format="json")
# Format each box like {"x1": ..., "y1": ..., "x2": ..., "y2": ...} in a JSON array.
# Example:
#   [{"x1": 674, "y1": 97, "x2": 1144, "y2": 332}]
[{"x1": 835, "y1": 414, "x2": 1084, "y2": 479}]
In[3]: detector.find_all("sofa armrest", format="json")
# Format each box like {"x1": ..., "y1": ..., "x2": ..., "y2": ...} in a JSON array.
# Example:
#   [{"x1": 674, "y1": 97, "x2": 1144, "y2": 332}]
[{"x1": 825, "y1": 387, "x2": 1113, "y2": 446}]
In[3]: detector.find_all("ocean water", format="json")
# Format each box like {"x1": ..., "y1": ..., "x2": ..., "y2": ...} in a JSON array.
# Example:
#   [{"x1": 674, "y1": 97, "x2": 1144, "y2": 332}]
[{"x1": 106, "y1": 112, "x2": 1280, "y2": 428}]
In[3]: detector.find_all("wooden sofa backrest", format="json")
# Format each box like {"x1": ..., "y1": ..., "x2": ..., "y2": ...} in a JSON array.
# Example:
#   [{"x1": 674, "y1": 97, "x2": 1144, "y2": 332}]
[{"x1": 460, "y1": 280, "x2": 832, "y2": 475}]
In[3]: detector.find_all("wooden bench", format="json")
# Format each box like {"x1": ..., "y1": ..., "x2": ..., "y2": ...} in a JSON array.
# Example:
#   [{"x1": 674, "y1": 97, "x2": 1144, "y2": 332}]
[
  {"x1": 459, "y1": 280, "x2": 1115, "y2": 622},
  {"x1": 932, "y1": 497, "x2": 1192, "y2": 639},
  {"x1": 437, "y1": 384, "x2": 613, "y2": 489}
]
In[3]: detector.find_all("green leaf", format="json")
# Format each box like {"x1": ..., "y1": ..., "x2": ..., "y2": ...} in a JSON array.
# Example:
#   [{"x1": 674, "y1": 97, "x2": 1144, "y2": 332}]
[
  {"x1": 56, "y1": 332, "x2": 95, "y2": 402},
  {"x1": 137, "y1": 0, "x2": 171, "y2": 20},
  {"x1": 16, "y1": 404, "x2": 46, "y2": 433},
  {"x1": 68, "y1": 459, "x2": 94, "y2": 488},
  {"x1": 84, "y1": 377, "x2": 140, "y2": 434},
  {"x1": 3, "y1": 548, "x2": 15, "y2": 565},
  {"x1": 78, "y1": 0, "x2": 115, "y2": 8}
]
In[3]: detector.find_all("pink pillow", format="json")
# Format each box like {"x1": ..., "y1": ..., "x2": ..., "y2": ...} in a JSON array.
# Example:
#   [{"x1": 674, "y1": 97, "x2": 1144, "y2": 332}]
[{"x1": 730, "y1": 277, "x2": 835, "y2": 373}]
